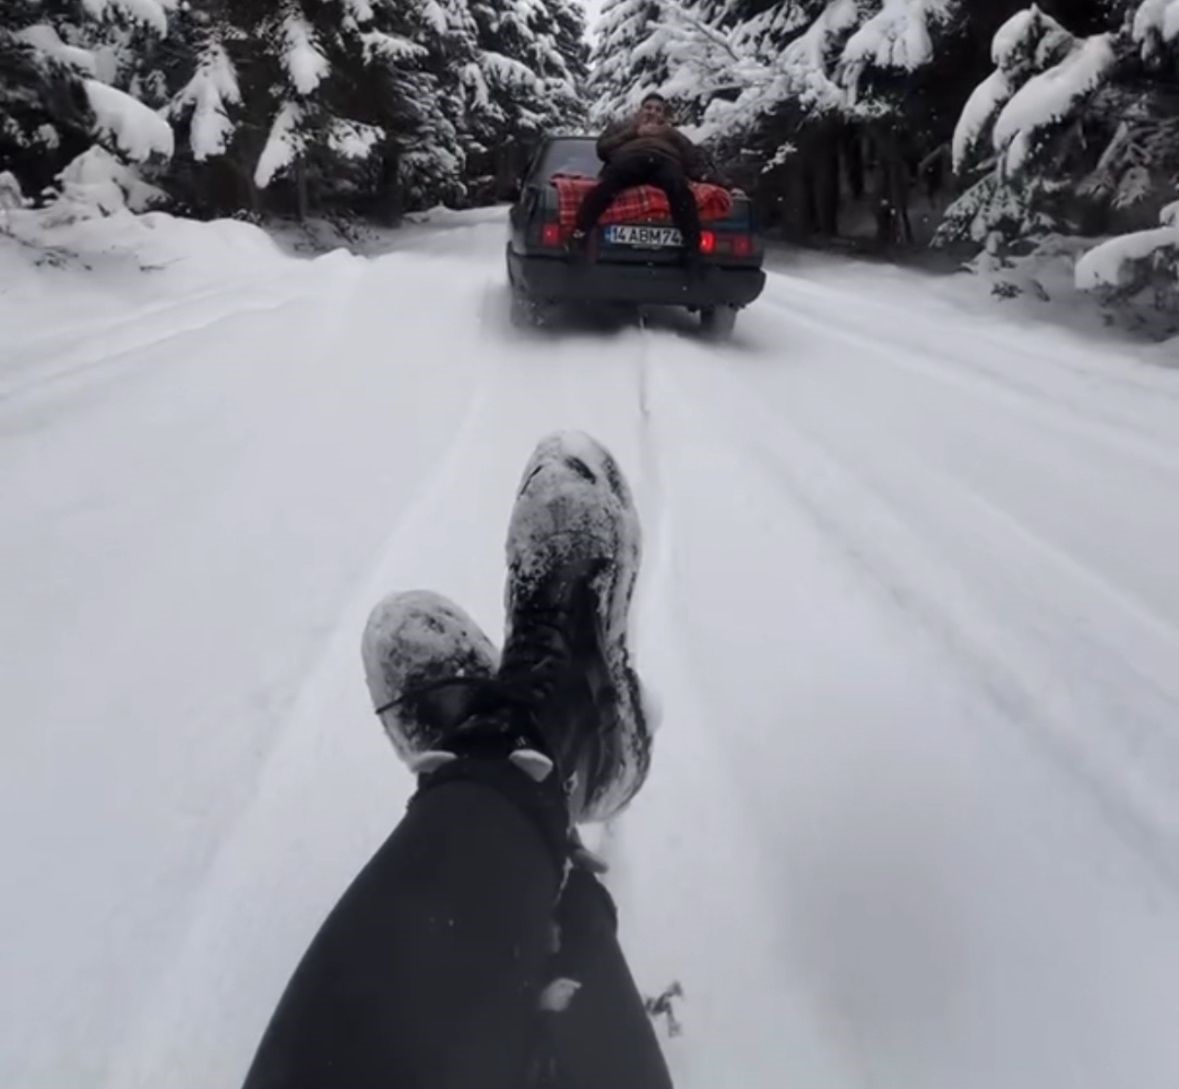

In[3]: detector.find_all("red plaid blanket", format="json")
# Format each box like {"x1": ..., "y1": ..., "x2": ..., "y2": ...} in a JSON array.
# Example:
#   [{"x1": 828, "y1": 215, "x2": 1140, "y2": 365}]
[{"x1": 551, "y1": 172, "x2": 732, "y2": 232}]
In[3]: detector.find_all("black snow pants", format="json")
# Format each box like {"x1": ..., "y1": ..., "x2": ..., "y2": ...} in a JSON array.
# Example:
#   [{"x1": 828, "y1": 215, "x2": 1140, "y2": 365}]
[
  {"x1": 240, "y1": 761, "x2": 674, "y2": 1089},
  {"x1": 574, "y1": 151, "x2": 702, "y2": 251}
]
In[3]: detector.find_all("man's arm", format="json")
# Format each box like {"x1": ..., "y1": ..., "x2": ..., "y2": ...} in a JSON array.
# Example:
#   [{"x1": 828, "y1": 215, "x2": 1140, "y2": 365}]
[
  {"x1": 674, "y1": 131, "x2": 730, "y2": 187},
  {"x1": 597, "y1": 120, "x2": 638, "y2": 162}
]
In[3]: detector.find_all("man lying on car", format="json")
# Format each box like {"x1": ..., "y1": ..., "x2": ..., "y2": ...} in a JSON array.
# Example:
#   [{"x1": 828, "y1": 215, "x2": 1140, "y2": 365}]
[{"x1": 570, "y1": 92, "x2": 733, "y2": 269}]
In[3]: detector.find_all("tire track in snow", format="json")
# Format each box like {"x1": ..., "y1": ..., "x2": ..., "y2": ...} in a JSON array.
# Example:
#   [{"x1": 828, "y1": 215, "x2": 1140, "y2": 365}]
[
  {"x1": 7, "y1": 277, "x2": 269, "y2": 358},
  {"x1": 719, "y1": 323, "x2": 1179, "y2": 649},
  {"x1": 763, "y1": 294, "x2": 1179, "y2": 478},
  {"x1": 0, "y1": 289, "x2": 317, "y2": 407},
  {"x1": 623, "y1": 341, "x2": 885, "y2": 1089},
  {"x1": 769, "y1": 269, "x2": 1179, "y2": 408},
  {"x1": 754, "y1": 284, "x2": 1179, "y2": 629},
  {"x1": 659, "y1": 343, "x2": 1179, "y2": 890},
  {"x1": 28, "y1": 209, "x2": 1177, "y2": 1089},
  {"x1": 109, "y1": 322, "x2": 508, "y2": 1089},
  {"x1": 588, "y1": 316, "x2": 672, "y2": 872},
  {"x1": 469, "y1": 304, "x2": 676, "y2": 867},
  {"x1": 633, "y1": 315, "x2": 670, "y2": 627},
  {"x1": 612, "y1": 624, "x2": 859, "y2": 1089},
  {"x1": 643, "y1": 344, "x2": 1179, "y2": 1086}
]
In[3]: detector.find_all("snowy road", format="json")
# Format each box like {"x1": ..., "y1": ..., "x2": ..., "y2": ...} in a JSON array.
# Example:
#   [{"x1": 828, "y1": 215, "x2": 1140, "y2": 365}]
[{"x1": 3, "y1": 210, "x2": 1179, "y2": 1089}]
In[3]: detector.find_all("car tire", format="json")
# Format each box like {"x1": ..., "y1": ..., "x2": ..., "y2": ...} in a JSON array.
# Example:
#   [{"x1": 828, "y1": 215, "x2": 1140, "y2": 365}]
[{"x1": 700, "y1": 305, "x2": 738, "y2": 339}]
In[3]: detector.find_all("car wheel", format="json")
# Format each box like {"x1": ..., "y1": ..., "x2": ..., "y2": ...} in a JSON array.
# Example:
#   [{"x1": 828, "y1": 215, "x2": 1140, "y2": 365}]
[{"x1": 700, "y1": 305, "x2": 738, "y2": 339}]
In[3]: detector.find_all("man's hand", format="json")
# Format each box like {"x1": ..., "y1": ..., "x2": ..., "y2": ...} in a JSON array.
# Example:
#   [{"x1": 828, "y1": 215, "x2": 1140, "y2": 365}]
[{"x1": 637, "y1": 122, "x2": 668, "y2": 137}]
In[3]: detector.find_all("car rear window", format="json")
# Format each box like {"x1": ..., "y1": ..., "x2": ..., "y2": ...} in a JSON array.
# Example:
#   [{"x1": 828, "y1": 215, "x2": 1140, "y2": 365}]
[{"x1": 535, "y1": 140, "x2": 600, "y2": 180}]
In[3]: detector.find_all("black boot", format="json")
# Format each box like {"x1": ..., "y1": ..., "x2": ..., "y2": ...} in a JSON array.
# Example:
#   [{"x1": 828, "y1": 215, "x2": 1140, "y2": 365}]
[
  {"x1": 384, "y1": 432, "x2": 652, "y2": 830},
  {"x1": 566, "y1": 228, "x2": 591, "y2": 261},
  {"x1": 499, "y1": 431, "x2": 652, "y2": 822}
]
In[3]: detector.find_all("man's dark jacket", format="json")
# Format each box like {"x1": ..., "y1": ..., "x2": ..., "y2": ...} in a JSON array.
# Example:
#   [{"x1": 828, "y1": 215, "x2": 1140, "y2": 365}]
[{"x1": 596, "y1": 121, "x2": 724, "y2": 185}]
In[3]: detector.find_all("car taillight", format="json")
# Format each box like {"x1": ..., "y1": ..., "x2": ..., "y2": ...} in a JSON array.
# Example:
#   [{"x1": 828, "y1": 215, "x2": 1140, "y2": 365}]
[
  {"x1": 699, "y1": 231, "x2": 717, "y2": 255},
  {"x1": 732, "y1": 234, "x2": 755, "y2": 258},
  {"x1": 541, "y1": 222, "x2": 563, "y2": 248}
]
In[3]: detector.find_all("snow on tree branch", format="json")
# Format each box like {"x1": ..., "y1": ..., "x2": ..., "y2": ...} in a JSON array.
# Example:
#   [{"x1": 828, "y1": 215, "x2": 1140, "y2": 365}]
[
  {"x1": 0, "y1": 172, "x2": 27, "y2": 211},
  {"x1": 326, "y1": 119, "x2": 382, "y2": 160},
  {"x1": 952, "y1": 70, "x2": 1011, "y2": 172},
  {"x1": 169, "y1": 45, "x2": 240, "y2": 161},
  {"x1": 481, "y1": 51, "x2": 543, "y2": 92},
  {"x1": 283, "y1": 16, "x2": 330, "y2": 96},
  {"x1": 1132, "y1": 0, "x2": 1179, "y2": 46},
  {"x1": 421, "y1": 0, "x2": 450, "y2": 35},
  {"x1": 993, "y1": 33, "x2": 1116, "y2": 174},
  {"x1": 952, "y1": 7, "x2": 1077, "y2": 174},
  {"x1": 780, "y1": 0, "x2": 865, "y2": 110},
  {"x1": 1075, "y1": 200, "x2": 1179, "y2": 291},
  {"x1": 255, "y1": 102, "x2": 304, "y2": 188},
  {"x1": 361, "y1": 31, "x2": 427, "y2": 62},
  {"x1": 341, "y1": 0, "x2": 376, "y2": 23},
  {"x1": 80, "y1": 0, "x2": 177, "y2": 36},
  {"x1": 54, "y1": 145, "x2": 166, "y2": 217},
  {"x1": 842, "y1": 0, "x2": 957, "y2": 77},
  {"x1": 462, "y1": 61, "x2": 492, "y2": 110},
  {"x1": 15, "y1": 26, "x2": 98, "y2": 76},
  {"x1": 85, "y1": 79, "x2": 174, "y2": 161},
  {"x1": 1132, "y1": 0, "x2": 1179, "y2": 60},
  {"x1": 990, "y1": 6, "x2": 1073, "y2": 72},
  {"x1": 675, "y1": 0, "x2": 867, "y2": 140}
]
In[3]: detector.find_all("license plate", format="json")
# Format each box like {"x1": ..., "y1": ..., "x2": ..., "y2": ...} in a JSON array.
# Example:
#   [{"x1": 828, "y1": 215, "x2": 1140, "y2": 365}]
[{"x1": 604, "y1": 225, "x2": 683, "y2": 248}]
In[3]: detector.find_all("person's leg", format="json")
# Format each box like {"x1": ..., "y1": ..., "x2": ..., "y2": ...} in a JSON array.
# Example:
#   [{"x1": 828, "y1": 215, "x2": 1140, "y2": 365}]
[
  {"x1": 573, "y1": 155, "x2": 649, "y2": 237},
  {"x1": 243, "y1": 434, "x2": 661, "y2": 1089},
  {"x1": 534, "y1": 868, "x2": 675, "y2": 1089},
  {"x1": 648, "y1": 160, "x2": 702, "y2": 255},
  {"x1": 361, "y1": 591, "x2": 671, "y2": 1089},
  {"x1": 241, "y1": 765, "x2": 569, "y2": 1089}
]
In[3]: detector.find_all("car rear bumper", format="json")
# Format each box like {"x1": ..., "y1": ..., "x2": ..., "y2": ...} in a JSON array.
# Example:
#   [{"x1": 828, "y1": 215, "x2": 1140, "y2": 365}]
[{"x1": 507, "y1": 250, "x2": 766, "y2": 309}]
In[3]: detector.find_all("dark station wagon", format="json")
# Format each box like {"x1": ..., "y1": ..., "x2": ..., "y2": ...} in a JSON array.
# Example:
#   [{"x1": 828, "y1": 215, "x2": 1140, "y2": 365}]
[{"x1": 506, "y1": 135, "x2": 766, "y2": 337}]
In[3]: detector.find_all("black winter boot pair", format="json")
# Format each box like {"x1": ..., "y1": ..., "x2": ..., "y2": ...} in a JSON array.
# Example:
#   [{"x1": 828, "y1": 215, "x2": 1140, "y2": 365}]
[{"x1": 361, "y1": 432, "x2": 654, "y2": 864}]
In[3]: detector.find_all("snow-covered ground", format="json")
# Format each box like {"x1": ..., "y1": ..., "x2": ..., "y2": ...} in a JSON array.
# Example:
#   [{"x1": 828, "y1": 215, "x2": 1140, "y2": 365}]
[{"x1": 3, "y1": 207, "x2": 1179, "y2": 1089}]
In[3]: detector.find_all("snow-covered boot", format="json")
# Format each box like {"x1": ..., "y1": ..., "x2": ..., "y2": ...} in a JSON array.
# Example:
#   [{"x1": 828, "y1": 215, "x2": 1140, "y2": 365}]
[
  {"x1": 361, "y1": 590, "x2": 499, "y2": 765},
  {"x1": 497, "y1": 431, "x2": 651, "y2": 822},
  {"x1": 360, "y1": 433, "x2": 650, "y2": 826}
]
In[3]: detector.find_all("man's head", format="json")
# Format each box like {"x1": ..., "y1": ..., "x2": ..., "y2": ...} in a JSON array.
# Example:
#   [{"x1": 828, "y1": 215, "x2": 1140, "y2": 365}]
[{"x1": 637, "y1": 93, "x2": 669, "y2": 128}]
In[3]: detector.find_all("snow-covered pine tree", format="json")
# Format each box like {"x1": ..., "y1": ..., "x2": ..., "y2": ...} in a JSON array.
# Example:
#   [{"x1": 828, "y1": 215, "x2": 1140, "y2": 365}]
[
  {"x1": 586, "y1": 0, "x2": 866, "y2": 233},
  {"x1": 935, "y1": 6, "x2": 1113, "y2": 256},
  {"x1": 201, "y1": 0, "x2": 473, "y2": 220},
  {"x1": 588, "y1": 0, "x2": 675, "y2": 123},
  {"x1": 1073, "y1": 0, "x2": 1179, "y2": 220},
  {"x1": 1, "y1": 1, "x2": 96, "y2": 196},
  {"x1": 1, "y1": 0, "x2": 177, "y2": 205},
  {"x1": 665, "y1": 1, "x2": 874, "y2": 238},
  {"x1": 1070, "y1": 0, "x2": 1179, "y2": 315},
  {"x1": 544, "y1": 0, "x2": 591, "y2": 124},
  {"x1": 828, "y1": 0, "x2": 976, "y2": 243},
  {"x1": 164, "y1": 0, "x2": 249, "y2": 214},
  {"x1": 599, "y1": 0, "x2": 779, "y2": 124},
  {"x1": 940, "y1": 1, "x2": 1178, "y2": 266},
  {"x1": 378, "y1": 0, "x2": 475, "y2": 213},
  {"x1": 462, "y1": 0, "x2": 587, "y2": 200},
  {"x1": 368, "y1": 0, "x2": 484, "y2": 212}
]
